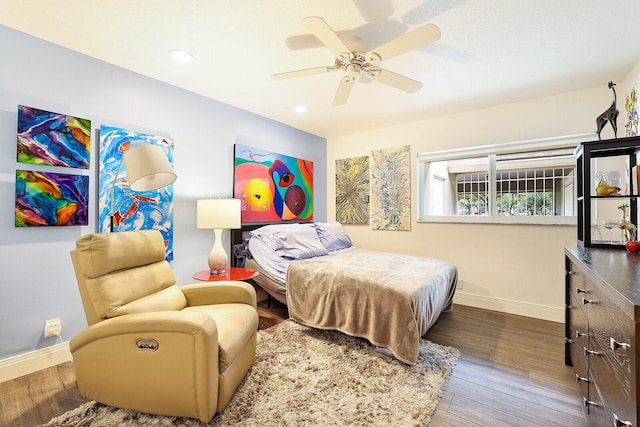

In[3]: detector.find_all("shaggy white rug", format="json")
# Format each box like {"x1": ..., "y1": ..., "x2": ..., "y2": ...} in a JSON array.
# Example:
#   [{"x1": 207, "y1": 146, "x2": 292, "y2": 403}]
[{"x1": 42, "y1": 320, "x2": 460, "y2": 426}]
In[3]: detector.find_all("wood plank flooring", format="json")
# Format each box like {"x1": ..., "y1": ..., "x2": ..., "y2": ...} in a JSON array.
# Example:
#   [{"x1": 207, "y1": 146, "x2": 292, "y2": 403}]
[
  {"x1": 426, "y1": 305, "x2": 587, "y2": 426},
  {"x1": 0, "y1": 303, "x2": 587, "y2": 426}
]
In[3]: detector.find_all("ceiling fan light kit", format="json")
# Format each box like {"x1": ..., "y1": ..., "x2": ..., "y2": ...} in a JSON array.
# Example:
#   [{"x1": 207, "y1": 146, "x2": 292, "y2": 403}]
[{"x1": 273, "y1": 16, "x2": 441, "y2": 106}]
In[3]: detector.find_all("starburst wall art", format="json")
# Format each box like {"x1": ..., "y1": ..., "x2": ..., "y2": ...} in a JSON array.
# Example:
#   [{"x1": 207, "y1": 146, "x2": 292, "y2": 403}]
[{"x1": 335, "y1": 156, "x2": 370, "y2": 225}]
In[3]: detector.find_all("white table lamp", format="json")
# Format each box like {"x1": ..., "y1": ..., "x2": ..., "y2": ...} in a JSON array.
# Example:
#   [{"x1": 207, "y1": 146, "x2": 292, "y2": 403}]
[
  {"x1": 110, "y1": 144, "x2": 176, "y2": 231},
  {"x1": 197, "y1": 198, "x2": 241, "y2": 274}
]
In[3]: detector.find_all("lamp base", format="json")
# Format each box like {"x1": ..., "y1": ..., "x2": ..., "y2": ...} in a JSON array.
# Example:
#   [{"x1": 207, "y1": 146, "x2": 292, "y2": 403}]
[{"x1": 207, "y1": 228, "x2": 229, "y2": 275}]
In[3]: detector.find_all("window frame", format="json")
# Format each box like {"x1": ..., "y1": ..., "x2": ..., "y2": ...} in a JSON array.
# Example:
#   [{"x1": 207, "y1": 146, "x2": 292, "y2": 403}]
[{"x1": 417, "y1": 133, "x2": 593, "y2": 225}]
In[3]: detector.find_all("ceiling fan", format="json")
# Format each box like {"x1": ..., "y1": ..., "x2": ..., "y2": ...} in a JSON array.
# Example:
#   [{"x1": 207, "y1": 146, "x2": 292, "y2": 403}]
[{"x1": 273, "y1": 16, "x2": 441, "y2": 106}]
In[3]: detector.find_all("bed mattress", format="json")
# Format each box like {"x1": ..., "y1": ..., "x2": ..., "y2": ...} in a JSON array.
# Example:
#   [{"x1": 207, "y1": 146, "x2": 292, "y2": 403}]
[{"x1": 285, "y1": 248, "x2": 457, "y2": 364}]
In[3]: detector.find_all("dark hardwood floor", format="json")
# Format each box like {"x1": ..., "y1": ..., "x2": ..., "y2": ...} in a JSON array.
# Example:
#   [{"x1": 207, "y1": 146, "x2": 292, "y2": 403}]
[
  {"x1": 0, "y1": 302, "x2": 586, "y2": 427},
  {"x1": 426, "y1": 305, "x2": 587, "y2": 426}
]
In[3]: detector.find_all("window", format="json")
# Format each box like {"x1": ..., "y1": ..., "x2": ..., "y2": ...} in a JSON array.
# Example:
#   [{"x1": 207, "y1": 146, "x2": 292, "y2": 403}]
[
  {"x1": 417, "y1": 134, "x2": 591, "y2": 224},
  {"x1": 431, "y1": 174, "x2": 446, "y2": 215},
  {"x1": 457, "y1": 172, "x2": 488, "y2": 215}
]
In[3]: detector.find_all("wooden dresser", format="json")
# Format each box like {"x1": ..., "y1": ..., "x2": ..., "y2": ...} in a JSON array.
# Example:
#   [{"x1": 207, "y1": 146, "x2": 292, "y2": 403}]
[{"x1": 565, "y1": 246, "x2": 640, "y2": 426}]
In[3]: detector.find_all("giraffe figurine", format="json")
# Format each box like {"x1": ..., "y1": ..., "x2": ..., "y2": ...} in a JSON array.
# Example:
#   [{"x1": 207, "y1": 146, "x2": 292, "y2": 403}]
[
  {"x1": 618, "y1": 203, "x2": 636, "y2": 241},
  {"x1": 596, "y1": 81, "x2": 619, "y2": 140}
]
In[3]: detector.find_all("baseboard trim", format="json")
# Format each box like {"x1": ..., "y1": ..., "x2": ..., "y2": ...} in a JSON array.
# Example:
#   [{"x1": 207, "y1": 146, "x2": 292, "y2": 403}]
[
  {"x1": 0, "y1": 342, "x2": 72, "y2": 384},
  {"x1": 0, "y1": 294, "x2": 563, "y2": 383},
  {"x1": 453, "y1": 292, "x2": 564, "y2": 323}
]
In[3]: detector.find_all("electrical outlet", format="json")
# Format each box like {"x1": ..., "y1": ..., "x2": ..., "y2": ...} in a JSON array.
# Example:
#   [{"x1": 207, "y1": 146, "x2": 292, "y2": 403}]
[
  {"x1": 44, "y1": 318, "x2": 62, "y2": 338},
  {"x1": 457, "y1": 279, "x2": 464, "y2": 290}
]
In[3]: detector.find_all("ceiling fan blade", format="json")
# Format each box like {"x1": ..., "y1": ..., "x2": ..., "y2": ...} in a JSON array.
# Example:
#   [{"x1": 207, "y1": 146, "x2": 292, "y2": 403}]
[
  {"x1": 273, "y1": 66, "x2": 338, "y2": 80},
  {"x1": 366, "y1": 23, "x2": 441, "y2": 63},
  {"x1": 333, "y1": 76, "x2": 356, "y2": 106},
  {"x1": 369, "y1": 68, "x2": 423, "y2": 93},
  {"x1": 302, "y1": 16, "x2": 352, "y2": 59}
]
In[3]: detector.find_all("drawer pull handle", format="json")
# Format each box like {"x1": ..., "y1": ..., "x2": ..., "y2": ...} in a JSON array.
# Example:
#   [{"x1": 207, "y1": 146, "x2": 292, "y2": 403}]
[
  {"x1": 610, "y1": 337, "x2": 631, "y2": 352},
  {"x1": 582, "y1": 297, "x2": 596, "y2": 305},
  {"x1": 576, "y1": 288, "x2": 587, "y2": 294},
  {"x1": 567, "y1": 271, "x2": 576, "y2": 275},
  {"x1": 583, "y1": 397, "x2": 599, "y2": 408},
  {"x1": 575, "y1": 330, "x2": 588, "y2": 339},
  {"x1": 613, "y1": 413, "x2": 632, "y2": 427},
  {"x1": 575, "y1": 373, "x2": 590, "y2": 383},
  {"x1": 584, "y1": 347, "x2": 601, "y2": 357}
]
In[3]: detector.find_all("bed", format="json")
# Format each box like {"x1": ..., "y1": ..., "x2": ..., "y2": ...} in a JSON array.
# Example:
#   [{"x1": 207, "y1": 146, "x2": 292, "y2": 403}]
[{"x1": 234, "y1": 222, "x2": 457, "y2": 365}]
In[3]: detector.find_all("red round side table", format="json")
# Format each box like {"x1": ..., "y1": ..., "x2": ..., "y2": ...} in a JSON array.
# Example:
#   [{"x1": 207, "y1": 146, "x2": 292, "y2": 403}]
[{"x1": 192, "y1": 267, "x2": 258, "y2": 282}]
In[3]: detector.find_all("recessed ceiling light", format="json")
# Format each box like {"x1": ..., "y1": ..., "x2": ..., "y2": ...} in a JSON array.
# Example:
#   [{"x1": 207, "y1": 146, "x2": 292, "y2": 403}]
[
  {"x1": 169, "y1": 49, "x2": 193, "y2": 63},
  {"x1": 295, "y1": 105, "x2": 308, "y2": 113}
]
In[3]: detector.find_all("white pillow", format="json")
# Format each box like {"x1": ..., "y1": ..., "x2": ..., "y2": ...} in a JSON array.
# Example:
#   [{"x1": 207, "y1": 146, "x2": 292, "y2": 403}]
[
  {"x1": 250, "y1": 223, "x2": 328, "y2": 259},
  {"x1": 250, "y1": 223, "x2": 314, "y2": 250},
  {"x1": 272, "y1": 226, "x2": 329, "y2": 259},
  {"x1": 314, "y1": 222, "x2": 353, "y2": 251}
]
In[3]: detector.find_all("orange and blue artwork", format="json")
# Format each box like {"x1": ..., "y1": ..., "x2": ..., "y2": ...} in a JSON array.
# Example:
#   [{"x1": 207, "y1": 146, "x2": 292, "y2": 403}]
[
  {"x1": 15, "y1": 170, "x2": 89, "y2": 227},
  {"x1": 17, "y1": 105, "x2": 91, "y2": 169},
  {"x1": 98, "y1": 125, "x2": 174, "y2": 260},
  {"x1": 234, "y1": 144, "x2": 313, "y2": 224}
]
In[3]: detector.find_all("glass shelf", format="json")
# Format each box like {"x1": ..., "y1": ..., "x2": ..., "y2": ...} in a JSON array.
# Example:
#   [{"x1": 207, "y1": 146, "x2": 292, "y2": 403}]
[{"x1": 577, "y1": 137, "x2": 640, "y2": 248}]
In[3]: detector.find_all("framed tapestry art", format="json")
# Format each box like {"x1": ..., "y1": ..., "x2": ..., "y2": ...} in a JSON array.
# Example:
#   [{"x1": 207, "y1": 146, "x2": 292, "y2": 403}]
[
  {"x1": 371, "y1": 145, "x2": 411, "y2": 231},
  {"x1": 15, "y1": 170, "x2": 89, "y2": 227},
  {"x1": 98, "y1": 125, "x2": 175, "y2": 260},
  {"x1": 234, "y1": 144, "x2": 313, "y2": 224},
  {"x1": 17, "y1": 105, "x2": 91, "y2": 169}
]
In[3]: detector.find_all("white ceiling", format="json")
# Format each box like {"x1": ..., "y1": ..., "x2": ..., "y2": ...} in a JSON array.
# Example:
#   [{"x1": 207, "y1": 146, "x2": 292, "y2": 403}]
[{"x1": 2, "y1": 0, "x2": 640, "y2": 138}]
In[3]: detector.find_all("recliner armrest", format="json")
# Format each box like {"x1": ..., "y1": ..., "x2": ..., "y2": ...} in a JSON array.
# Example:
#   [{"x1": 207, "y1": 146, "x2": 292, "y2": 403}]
[
  {"x1": 180, "y1": 281, "x2": 257, "y2": 309},
  {"x1": 70, "y1": 310, "x2": 218, "y2": 353}
]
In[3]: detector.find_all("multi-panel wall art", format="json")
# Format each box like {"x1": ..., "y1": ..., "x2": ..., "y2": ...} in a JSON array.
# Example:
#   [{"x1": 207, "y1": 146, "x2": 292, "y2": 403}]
[
  {"x1": 98, "y1": 125, "x2": 175, "y2": 260},
  {"x1": 370, "y1": 145, "x2": 411, "y2": 231},
  {"x1": 15, "y1": 170, "x2": 89, "y2": 227},
  {"x1": 234, "y1": 144, "x2": 313, "y2": 224},
  {"x1": 335, "y1": 156, "x2": 370, "y2": 225},
  {"x1": 17, "y1": 105, "x2": 91, "y2": 169}
]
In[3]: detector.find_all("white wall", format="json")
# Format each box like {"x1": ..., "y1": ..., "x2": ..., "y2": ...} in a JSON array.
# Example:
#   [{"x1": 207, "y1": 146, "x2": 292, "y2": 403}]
[
  {"x1": 327, "y1": 64, "x2": 640, "y2": 322},
  {"x1": 0, "y1": 25, "x2": 327, "y2": 363}
]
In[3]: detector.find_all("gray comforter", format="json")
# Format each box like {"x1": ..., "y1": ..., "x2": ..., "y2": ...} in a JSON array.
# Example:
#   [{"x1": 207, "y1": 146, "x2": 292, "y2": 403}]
[{"x1": 286, "y1": 248, "x2": 457, "y2": 364}]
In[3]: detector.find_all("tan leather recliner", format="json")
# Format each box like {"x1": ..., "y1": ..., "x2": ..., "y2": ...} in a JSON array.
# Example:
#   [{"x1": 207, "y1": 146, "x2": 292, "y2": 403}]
[{"x1": 69, "y1": 230, "x2": 259, "y2": 422}]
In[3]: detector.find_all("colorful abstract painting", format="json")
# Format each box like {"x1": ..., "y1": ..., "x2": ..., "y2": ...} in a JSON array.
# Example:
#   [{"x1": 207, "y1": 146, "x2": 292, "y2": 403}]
[
  {"x1": 98, "y1": 125, "x2": 175, "y2": 260},
  {"x1": 336, "y1": 156, "x2": 370, "y2": 224},
  {"x1": 370, "y1": 145, "x2": 411, "y2": 231},
  {"x1": 15, "y1": 170, "x2": 89, "y2": 227},
  {"x1": 17, "y1": 105, "x2": 91, "y2": 169},
  {"x1": 234, "y1": 144, "x2": 313, "y2": 224}
]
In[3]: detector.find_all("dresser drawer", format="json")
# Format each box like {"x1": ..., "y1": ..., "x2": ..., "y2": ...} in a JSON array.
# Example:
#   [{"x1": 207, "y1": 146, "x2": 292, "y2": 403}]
[
  {"x1": 588, "y1": 335, "x2": 634, "y2": 426},
  {"x1": 567, "y1": 266, "x2": 589, "y2": 301},
  {"x1": 582, "y1": 280, "x2": 635, "y2": 425},
  {"x1": 582, "y1": 387, "x2": 612, "y2": 427},
  {"x1": 567, "y1": 293, "x2": 590, "y2": 402}
]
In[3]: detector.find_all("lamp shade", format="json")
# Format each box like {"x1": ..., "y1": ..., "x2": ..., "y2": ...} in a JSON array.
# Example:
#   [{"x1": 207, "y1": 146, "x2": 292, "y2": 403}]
[
  {"x1": 123, "y1": 144, "x2": 176, "y2": 192},
  {"x1": 197, "y1": 198, "x2": 241, "y2": 230}
]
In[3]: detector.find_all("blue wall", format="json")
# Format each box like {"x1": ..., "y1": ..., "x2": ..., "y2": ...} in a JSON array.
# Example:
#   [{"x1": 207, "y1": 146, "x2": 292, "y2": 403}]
[{"x1": 0, "y1": 25, "x2": 327, "y2": 360}]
